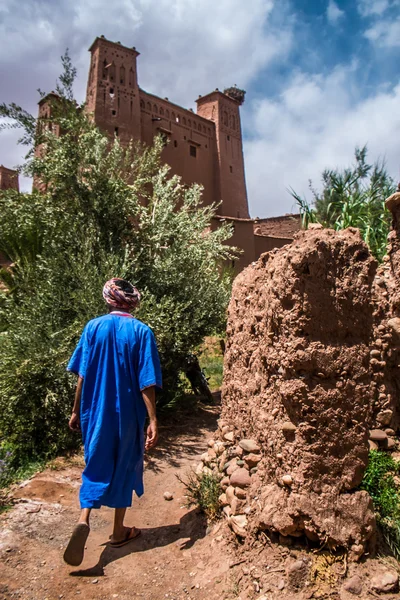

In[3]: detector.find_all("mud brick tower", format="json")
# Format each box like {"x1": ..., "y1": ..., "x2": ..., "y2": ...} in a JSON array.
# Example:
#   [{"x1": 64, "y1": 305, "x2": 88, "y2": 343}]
[
  {"x1": 30, "y1": 35, "x2": 301, "y2": 270},
  {"x1": 82, "y1": 36, "x2": 250, "y2": 219}
]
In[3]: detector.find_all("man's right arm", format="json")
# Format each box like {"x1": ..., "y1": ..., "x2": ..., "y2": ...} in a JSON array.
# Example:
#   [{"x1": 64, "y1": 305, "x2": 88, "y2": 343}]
[{"x1": 142, "y1": 386, "x2": 158, "y2": 450}]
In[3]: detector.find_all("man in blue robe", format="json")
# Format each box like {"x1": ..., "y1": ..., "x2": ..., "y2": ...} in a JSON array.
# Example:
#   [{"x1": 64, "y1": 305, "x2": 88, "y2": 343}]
[{"x1": 63, "y1": 278, "x2": 162, "y2": 566}]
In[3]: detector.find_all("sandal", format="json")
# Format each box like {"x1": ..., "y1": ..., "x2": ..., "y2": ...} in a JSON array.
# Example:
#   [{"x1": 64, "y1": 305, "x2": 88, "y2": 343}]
[
  {"x1": 63, "y1": 523, "x2": 90, "y2": 566},
  {"x1": 109, "y1": 527, "x2": 141, "y2": 548}
]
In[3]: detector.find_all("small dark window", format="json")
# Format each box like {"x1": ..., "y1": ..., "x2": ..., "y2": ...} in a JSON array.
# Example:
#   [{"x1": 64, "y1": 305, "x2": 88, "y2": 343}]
[
  {"x1": 190, "y1": 145, "x2": 197, "y2": 157},
  {"x1": 115, "y1": 127, "x2": 119, "y2": 136},
  {"x1": 230, "y1": 165, "x2": 233, "y2": 173},
  {"x1": 174, "y1": 140, "x2": 178, "y2": 147},
  {"x1": 227, "y1": 135, "x2": 230, "y2": 141},
  {"x1": 110, "y1": 88, "x2": 114, "y2": 95},
  {"x1": 112, "y1": 110, "x2": 116, "y2": 116}
]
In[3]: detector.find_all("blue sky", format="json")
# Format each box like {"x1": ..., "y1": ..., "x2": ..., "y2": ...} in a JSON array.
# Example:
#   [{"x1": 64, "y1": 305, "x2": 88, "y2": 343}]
[{"x1": 0, "y1": 0, "x2": 399, "y2": 217}]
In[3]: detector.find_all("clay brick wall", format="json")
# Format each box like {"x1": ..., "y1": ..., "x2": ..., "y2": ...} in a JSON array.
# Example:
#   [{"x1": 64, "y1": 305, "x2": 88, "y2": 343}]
[
  {"x1": 0, "y1": 166, "x2": 19, "y2": 192},
  {"x1": 139, "y1": 90, "x2": 219, "y2": 210},
  {"x1": 213, "y1": 216, "x2": 256, "y2": 272},
  {"x1": 253, "y1": 214, "x2": 301, "y2": 239},
  {"x1": 254, "y1": 233, "x2": 292, "y2": 257}
]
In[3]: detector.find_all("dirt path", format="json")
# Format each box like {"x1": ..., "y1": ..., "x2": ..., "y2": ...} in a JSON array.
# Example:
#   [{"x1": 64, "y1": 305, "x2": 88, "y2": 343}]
[{"x1": 0, "y1": 405, "x2": 235, "y2": 600}]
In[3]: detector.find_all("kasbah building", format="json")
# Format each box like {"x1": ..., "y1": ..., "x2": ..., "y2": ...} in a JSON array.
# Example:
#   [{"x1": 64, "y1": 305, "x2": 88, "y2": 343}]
[{"x1": 0, "y1": 35, "x2": 300, "y2": 272}]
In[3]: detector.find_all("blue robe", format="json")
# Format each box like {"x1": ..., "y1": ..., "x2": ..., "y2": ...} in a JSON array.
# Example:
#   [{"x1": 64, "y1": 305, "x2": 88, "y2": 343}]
[{"x1": 67, "y1": 313, "x2": 162, "y2": 509}]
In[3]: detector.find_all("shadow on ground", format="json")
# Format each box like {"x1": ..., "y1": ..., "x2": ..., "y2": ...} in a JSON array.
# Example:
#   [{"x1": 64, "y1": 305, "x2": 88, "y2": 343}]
[{"x1": 70, "y1": 508, "x2": 207, "y2": 577}]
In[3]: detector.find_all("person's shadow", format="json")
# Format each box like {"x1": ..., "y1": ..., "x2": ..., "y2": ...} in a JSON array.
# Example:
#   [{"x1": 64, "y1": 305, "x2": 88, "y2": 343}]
[{"x1": 69, "y1": 509, "x2": 207, "y2": 577}]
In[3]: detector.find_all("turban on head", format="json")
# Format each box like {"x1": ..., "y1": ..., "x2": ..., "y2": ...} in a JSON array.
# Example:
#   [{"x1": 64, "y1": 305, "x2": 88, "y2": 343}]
[{"x1": 102, "y1": 278, "x2": 141, "y2": 311}]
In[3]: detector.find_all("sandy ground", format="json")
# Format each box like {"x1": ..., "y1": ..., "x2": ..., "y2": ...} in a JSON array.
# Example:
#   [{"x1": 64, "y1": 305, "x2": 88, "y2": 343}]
[
  {"x1": 1, "y1": 403, "x2": 400, "y2": 600},
  {"x1": 0, "y1": 405, "x2": 236, "y2": 600}
]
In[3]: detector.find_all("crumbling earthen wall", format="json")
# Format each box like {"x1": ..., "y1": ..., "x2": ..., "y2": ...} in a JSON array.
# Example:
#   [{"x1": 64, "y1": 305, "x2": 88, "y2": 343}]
[{"x1": 207, "y1": 214, "x2": 400, "y2": 559}]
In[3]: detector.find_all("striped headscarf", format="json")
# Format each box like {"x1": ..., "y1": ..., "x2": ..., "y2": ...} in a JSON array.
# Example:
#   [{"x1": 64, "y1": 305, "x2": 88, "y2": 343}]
[{"x1": 102, "y1": 278, "x2": 141, "y2": 311}]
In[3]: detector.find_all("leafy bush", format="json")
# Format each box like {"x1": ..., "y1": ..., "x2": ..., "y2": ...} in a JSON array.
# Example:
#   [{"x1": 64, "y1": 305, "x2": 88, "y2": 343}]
[
  {"x1": 0, "y1": 53, "x2": 235, "y2": 470},
  {"x1": 361, "y1": 450, "x2": 400, "y2": 558},
  {"x1": 291, "y1": 146, "x2": 396, "y2": 261}
]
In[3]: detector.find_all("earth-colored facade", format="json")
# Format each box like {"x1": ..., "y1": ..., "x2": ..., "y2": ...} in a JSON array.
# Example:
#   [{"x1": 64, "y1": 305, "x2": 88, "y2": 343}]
[{"x1": 1, "y1": 36, "x2": 301, "y2": 270}]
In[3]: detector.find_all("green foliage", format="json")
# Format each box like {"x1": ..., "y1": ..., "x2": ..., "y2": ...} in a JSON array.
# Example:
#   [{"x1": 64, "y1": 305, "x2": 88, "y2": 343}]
[
  {"x1": 290, "y1": 146, "x2": 396, "y2": 261},
  {"x1": 198, "y1": 337, "x2": 224, "y2": 390},
  {"x1": 361, "y1": 450, "x2": 400, "y2": 559},
  {"x1": 0, "y1": 53, "x2": 236, "y2": 470},
  {"x1": 178, "y1": 470, "x2": 221, "y2": 520}
]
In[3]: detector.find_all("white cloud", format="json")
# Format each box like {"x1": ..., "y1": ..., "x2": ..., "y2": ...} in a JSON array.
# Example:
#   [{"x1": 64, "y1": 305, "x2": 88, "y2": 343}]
[
  {"x1": 244, "y1": 67, "x2": 400, "y2": 217},
  {"x1": 0, "y1": 0, "x2": 293, "y2": 187},
  {"x1": 358, "y1": 0, "x2": 391, "y2": 16},
  {"x1": 327, "y1": 0, "x2": 345, "y2": 25},
  {"x1": 364, "y1": 17, "x2": 400, "y2": 47}
]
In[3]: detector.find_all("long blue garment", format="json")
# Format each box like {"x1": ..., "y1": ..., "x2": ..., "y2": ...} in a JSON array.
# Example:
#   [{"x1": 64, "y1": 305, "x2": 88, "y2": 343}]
[{"x1": 67, "y1": 314, "x2": 162, "y2": 509}]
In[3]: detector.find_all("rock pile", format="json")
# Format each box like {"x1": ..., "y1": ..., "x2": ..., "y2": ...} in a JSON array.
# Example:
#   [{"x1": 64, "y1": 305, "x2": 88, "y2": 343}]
[
  {"x1": 197, "y1": 433, "x2": 261, "y2": 537},
  {"x1": 211, "y1": 216, "x2": 400, "y2": 560}
]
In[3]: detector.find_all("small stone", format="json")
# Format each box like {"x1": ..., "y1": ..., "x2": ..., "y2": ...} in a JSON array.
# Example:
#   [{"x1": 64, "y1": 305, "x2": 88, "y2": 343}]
[
  {"x1": 369, "y1": 429, "x2": 388, "y2": 442},
  {"x1": 282, "y1": 474, "x2": 293, "y2": 486},
  {"x1": 220, "y1": 476, "x2": 230, "y2": 489},
  {"x1": 244, "y1": 453, "x2": 262, "y2": 468},
  {"x1": 224, "y1": 431, "x2": 234, "y2": 442},
  {"x1": 223, "y1": 505, "x2": 232, "y2": 518},
  {"x1": 385, "y1": 428, "x2": 395, "y2": 437},
  {"x1": 195, "y1": 462, "x2": 204, "y2": 475},
  {"x1": 276, "y1": 453, "x2": 283, "y2": 460},
  {"x1": 368, "y1": 440, "x2": 378, "y2": 451},
  {"x1": 370, "y1": 349, "x2": 381, "y2": 358},
  {"x1": 231, "y1": 445, "x2": 244, "y2": 457},
  {"x1": 343, "y1": 575, "x2": 363, "y2": 595},
  {"x1": 226, "y1": 462, "x2": 240, "y2": 476},
  {"x1": 349, "y1": 544, "x2": 364, "y2": 561},
  {"x1": 163, "y1": 492, "x2": 173, "y2": 501},
  {"x1": 230, "y1": 468, "x2": 252, "y2": 488},
  {"x1": 225, "y1": 486, "x2": 235, "y2": 505},
  {"x1": 277, "y1": 579, "x2": 286, "y2": 590},
  {"x1": 223, "y1": 458, "x2": 237, "y2": 472},
  {"x1": 236, "y1": 460, "x2": 245, "y2": 466},
  {"x1": 229, "y1": 514, "x2": 247, "y2": 537},
  {"x1": 282, "y1": 422, "x2": 297, "y2": 433},
  {"x1": 213, "y1": 442, "x2": 225, "y2": 455},
  {"x1": 376, "y1": 410, "x2": 393, "y2": 426},
  {"x1": 386, "y1": 437, "x2": 396, "y2": 450},
  {"x1": 370, "y1": 571, "x2": 399, "y2": 594},
  {"x1": 92, "y1": 579, "x2": 99, "y2": 584},
  {"x1": 388, "y1": 317, "x2": 400, "y2": 336},
  {"x1": 218, "y1": 493, "x2": 228, "y2": 506},
  {"x1": 235, "y1": 487, "x2": 247, "y2": 499},
  {"x1": 231, "y1": 496, "x2": 245, "y2": 515},
  {"x1": 250, "y1": 467, "x2": 258, "y2": 474},
  {"x1": 271, "y1": 408, "x2": 279, "y2": 416},
  {"x1": 208, "y1": 438, "x2": 215, "y2": 447},
  {"x1": 239, "y1": 439, "x2": 260, "y2": 453}
]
